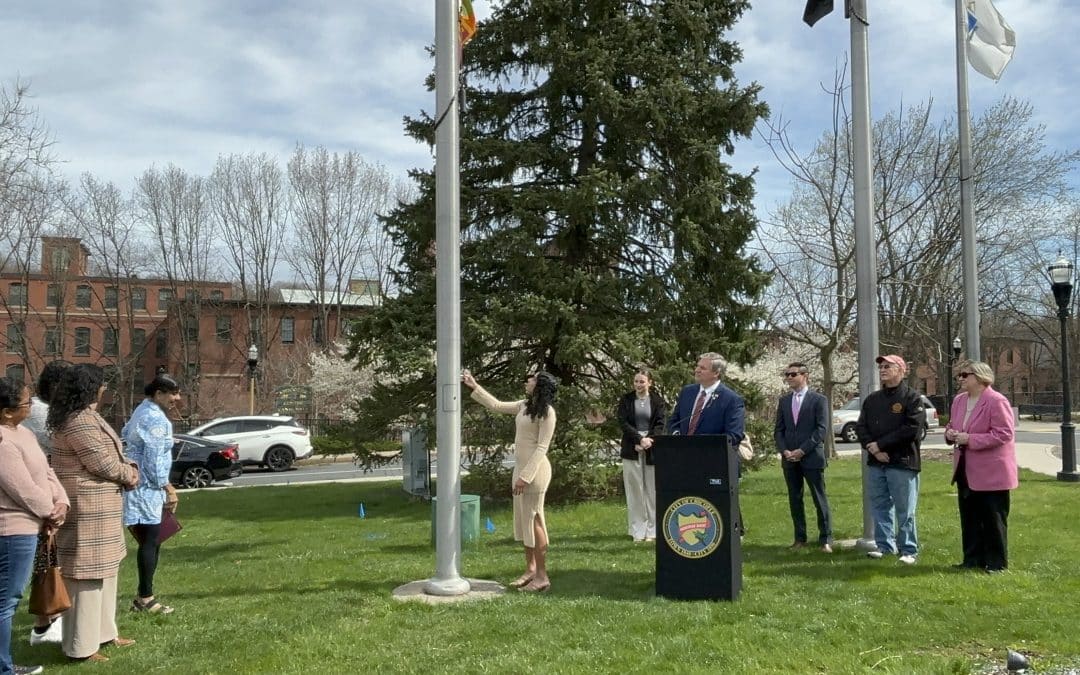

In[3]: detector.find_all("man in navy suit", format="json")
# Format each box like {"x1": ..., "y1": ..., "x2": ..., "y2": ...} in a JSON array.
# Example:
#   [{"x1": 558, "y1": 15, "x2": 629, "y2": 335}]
[
  {"x1": 774, "y1": 362, "x2": 833, "y2": 553},
  {"x1": 667, "y1": 352, "x2": 745, "y2": 448}
]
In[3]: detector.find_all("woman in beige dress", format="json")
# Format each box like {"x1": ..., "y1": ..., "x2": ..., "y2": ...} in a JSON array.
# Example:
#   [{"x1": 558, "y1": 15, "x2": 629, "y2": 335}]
[{"x1": 462, "y1": 369, "x2": 556, "y2": 593}]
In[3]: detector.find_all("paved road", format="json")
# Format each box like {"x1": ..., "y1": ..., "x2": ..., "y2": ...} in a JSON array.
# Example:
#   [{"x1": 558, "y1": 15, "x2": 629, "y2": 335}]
[{"x1": 212, "y1": 459, "x2": 404, "y2": 488}]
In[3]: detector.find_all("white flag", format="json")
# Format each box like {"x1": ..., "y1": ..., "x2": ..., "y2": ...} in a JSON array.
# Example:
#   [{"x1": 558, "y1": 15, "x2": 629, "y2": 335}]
[{"x1": 965, "y1": 0, "x2": 1016, "y2": 80}]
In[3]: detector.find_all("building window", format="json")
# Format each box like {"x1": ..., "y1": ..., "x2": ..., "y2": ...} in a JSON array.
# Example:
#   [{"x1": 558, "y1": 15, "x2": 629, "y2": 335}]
[
  {"x1": 185, "y1": 362, "x2": 198, "y2": 383},
  {"x1": 184, "y1": 316, "x2": 199, "y2": 341},
  {"x1": 158, "y1": 288, "x2": 173, "y2": 312},
  {"x1": 46, "y1": 284, "x2": 61, "y2": 307},
  {"x1": 215, "y1": 316, "x2": 231, "y2": 342},
  {"x1": 104, "y1": 286, "x2": 119, "y2": 309},
  {"x1": 131, "y1": 287, "x2": 147, "y2": 311},
  {"x1": 209, "y1": 290, "x2": 224, "y2": 302},
  {"x1": 7, "y1": 283, "x2": 27, "y2": 307},
  {"x1": 44, "y1": 326, "x2": 62, "y2": 355},
  {"x1": 74, "y1": 327, "x2": 91, "y2": 356},
  {"x1": 155, "y1": 330, "x2": 167, "y2": 358},
  {"x1": 6, "y1": 323, "x2": 25, "y2": 354},
  {"x1": 131, "y1": 328, "x2": 146, "y2": 354},
  {"x1": 103, "y1": 328, "x2": 119, "y2": 356},
  {"x1": 313, "y1": 317, "x2": 323, "y2": 344},
  {"x1": 75, "y1": 285, "x2": 92, "y2": 309},
  {"x1": 5, "y1": 363, "x2": 24, "y2": 386},
  {"x1": 185, "y1": 289, "x2": 198, "y2": 303},
  {"x1": 50, "y1": 247, "x2": 71, "y2": 274},
  {"x1": 1006, "y1": 350, "x2": 1015, "y2": 365},
  {"x1": 281, "y1": 317, "x2": 295, "y2": 344}
]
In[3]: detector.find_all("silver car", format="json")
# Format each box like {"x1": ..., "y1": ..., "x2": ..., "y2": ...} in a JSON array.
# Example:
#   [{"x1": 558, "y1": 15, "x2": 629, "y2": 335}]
[{"x1": 832, "y1": 395, "x2": 938, "y2": 443}]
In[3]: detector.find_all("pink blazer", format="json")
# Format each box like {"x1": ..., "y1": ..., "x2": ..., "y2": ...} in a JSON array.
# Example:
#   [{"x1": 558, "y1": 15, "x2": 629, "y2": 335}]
[{"x1": 945, "y1": 386, "x2": 1018, "y2": 491}]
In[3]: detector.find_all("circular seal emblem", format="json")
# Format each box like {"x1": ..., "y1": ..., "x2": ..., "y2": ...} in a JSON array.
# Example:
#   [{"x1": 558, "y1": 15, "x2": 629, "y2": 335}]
[
  {"x1": 891, "y1": 402, "x2": 903, "y2": 413},
  {"x1": 662, "y1": 496, "x2": 723, "y2": 559}
]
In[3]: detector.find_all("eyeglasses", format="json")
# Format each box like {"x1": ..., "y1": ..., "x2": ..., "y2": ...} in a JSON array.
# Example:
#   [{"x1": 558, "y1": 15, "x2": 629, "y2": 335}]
[
  {"x1": 783, "y1": 372, "x2": 803, "y2": 378},
  {"x1": 957, "y1": 372, "x2": 973, "y2": 379}
]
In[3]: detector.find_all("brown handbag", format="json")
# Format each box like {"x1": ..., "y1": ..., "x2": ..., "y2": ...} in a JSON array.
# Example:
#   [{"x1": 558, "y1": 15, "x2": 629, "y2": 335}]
[{"x1": 28, "y1": 532, "x2": 71, "y2": 616}]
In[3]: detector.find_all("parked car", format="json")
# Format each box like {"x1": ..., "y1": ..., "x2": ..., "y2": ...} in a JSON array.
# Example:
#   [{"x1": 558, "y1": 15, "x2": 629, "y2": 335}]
[
  {"x1": 171, "y1": 434, "x2": 243, "y2": 489},
  {"x1": 832, "y1": 395, "x2": 939, "y2": 443},
  {"x1": 185, "y1": 415, "x2": 313, "y2": 471}
]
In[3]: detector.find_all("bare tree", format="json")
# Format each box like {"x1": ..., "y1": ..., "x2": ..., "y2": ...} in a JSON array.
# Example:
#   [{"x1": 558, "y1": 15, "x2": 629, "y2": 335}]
[
  {"x1": 135, "y1": 165, "x2": 216, "y2": 412},
  {"x1": 208, "y1": 153, "x2": 288, "y2": 383},
  {"x1": 756, "y1": 67, "x2": 1078, "y2": 403},
  {"x1": 286, "y1": 145, "x2": 395, "y2": 347}
]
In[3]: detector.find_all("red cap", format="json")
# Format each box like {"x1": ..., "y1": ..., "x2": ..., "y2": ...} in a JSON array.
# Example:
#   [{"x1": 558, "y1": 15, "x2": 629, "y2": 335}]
[{"x1": 875, "y1": 354, "x2": 907, "y2": 371}]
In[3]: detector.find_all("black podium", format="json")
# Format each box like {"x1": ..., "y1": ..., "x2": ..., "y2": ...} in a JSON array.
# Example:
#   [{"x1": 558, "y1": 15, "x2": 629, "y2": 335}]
[{"x1": 653, "y1": 434, "x2": 742, "y2": 601}]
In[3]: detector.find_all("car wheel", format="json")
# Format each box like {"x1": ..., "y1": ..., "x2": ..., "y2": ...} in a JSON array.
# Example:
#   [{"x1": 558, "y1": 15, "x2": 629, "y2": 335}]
[
  {"x1": 841, "y1": 423, "x2": 859, "y2": 443},
  {"x1": 181, "y1": 466, "x2": 214, "y2": 489},
  {"x1": 264, "y1": 446, "x2": 294, "y2": 472}
]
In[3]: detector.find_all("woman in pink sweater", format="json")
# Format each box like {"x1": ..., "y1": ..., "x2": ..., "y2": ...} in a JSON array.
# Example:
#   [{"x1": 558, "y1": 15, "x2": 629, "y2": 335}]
[{"x1": 0, "y1": 376, "x2": 69, "y2": 675}]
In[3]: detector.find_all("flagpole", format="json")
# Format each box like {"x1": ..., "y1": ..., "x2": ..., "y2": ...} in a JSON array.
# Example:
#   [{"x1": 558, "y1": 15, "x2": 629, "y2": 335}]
[
  {"x1": 955, "y1": 0, "x2": 981, "y2": 358},
  {"x1": 848, "y1": 0, "x2": 879, "y2": 550},
  {"x1": 426, "y1": 0, "x2": 469, "y2": 597}
]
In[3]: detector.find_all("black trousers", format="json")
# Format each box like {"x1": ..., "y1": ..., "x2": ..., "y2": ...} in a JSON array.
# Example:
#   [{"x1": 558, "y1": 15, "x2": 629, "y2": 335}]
[
  {"x1": 956, "y1": 470, "x2": 1010, "y2": 570},
  {"x1": 130, "y1": 523, "x2": 162, "y2": 597},
  {"x1": 782, "y1": 461, "x2": 832, "y2": 544}
]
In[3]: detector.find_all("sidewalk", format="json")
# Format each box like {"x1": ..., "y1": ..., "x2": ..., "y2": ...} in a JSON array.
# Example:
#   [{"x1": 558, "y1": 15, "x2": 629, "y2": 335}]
[{"x1": 836, "y1": 422, "x2": 1062, "y2": 477}]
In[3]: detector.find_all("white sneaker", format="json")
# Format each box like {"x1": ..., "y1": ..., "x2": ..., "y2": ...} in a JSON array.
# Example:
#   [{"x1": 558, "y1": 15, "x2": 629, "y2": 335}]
[
  {"x1": 898, "y1": 554, "x2": 917, "y2": 565},
  {"x1": 14, "y1": 665, "x2": 45, "y2": 675},
  {"x1": 866, "y1": 550, "x2": 884, "y2": 559},
  {"x1": 29, "y1": 617, "x2": 62, "y2": 645}
]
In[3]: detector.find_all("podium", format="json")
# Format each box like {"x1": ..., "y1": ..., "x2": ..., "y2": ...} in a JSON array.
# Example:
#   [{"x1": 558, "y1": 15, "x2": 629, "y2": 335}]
[{"x1": 653, "y1": 434, "x2": 742, "y2": 601}]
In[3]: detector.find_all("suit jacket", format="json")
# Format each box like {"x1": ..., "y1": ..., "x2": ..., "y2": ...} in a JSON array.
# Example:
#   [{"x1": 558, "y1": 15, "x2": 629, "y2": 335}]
[
  {"x1": 51, "y1": 408, "x2": 139, "y2": 580},
  {"x1": 945, "y1": 386, "x2": 1019, "y2": 491},
  {"x1": 667, "y1": 382, "x2": 745, "y2": 449},
  {"x1": 773, "y1": 389, "x2": 830, "y2": 470},
  {"x1": 616, "y1": 390, "x2": 667, "y2": 464}
]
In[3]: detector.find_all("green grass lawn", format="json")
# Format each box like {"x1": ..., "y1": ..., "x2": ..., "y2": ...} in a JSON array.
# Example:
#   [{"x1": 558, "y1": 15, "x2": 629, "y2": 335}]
[{"x1": 12, "y1": 457, "x2": 1080, "y2": 674}]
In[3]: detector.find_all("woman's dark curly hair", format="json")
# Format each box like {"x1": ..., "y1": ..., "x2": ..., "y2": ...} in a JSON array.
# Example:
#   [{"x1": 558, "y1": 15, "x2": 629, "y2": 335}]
[
  {"x1": 46, "y1": 364, "x2": 104, "y2": 432},
  {"x1": 0, "y1": 376, "x2": 27, "y2": 411},
  {"x1": 524, "y1": 371, "x2": 558, "y2": 421},
  {"x1": 36, "y1": 360, "x2": 71, "y2": 405}
]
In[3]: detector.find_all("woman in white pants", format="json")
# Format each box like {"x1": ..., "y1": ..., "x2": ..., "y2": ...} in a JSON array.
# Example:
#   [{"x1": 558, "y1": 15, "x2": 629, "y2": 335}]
[{"x1": 615, "y1": 370, "x2": 667, "y2": 542}]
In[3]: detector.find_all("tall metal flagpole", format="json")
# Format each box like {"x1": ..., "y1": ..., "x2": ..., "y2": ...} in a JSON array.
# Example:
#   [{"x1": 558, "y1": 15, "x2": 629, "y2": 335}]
[
  {"x1": 955, "y1": 0, "x2": 981, "y2": 358},
  {"x1": 426, "y1": 0, "x2": 469, "y2": 596},
  {"x1": 849, "y1": 0, "x2": 879, "y2": 549}
]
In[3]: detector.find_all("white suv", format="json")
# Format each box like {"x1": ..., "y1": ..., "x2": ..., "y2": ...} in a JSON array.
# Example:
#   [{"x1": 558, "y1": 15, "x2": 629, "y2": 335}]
[
  {"x1": 187, "y1": 415, "x2": 313, "y2": 472},
  {"x1": 832, "y1": 395, "x2": 938, "y2": 443}
]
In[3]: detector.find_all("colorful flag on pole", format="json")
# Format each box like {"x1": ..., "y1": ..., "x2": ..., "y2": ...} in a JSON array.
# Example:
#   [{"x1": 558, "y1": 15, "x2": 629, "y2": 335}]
[
  {"x1": 459, "y1": 0, "x2": 477, "y2": 48},
  {"x1": 966, "y1": 0, "x2": 1015, "y2": 80}
]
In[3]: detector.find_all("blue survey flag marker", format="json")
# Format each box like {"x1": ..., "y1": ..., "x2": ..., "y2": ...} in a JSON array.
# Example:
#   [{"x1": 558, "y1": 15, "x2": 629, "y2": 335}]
[
  {"x1": 485, "y1": 517, "x2": 495, "y2": 533},
  {"x1": 358, "y1": 503, "x2": 366, "y2": 518}
]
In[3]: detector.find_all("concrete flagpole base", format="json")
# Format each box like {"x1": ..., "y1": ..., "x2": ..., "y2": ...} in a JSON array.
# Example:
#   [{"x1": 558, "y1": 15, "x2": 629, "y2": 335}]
[{"x1": 393, "y1": 578, "x2": 503, "y2": 604}]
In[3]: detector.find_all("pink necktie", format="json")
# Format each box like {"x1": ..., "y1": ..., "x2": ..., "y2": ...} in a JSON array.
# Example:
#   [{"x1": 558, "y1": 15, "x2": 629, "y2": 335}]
[
  {"x1": 792, "y1": 392, "x2": 802, "y2": 424},
  {"x1": 688, "y1": 390, "x2": 707, "y2": 435}
]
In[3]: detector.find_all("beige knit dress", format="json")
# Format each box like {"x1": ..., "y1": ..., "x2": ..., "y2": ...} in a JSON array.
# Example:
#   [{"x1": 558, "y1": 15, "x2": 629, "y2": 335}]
[{"x1": 471, "y1": 386, "x2": 555, "y2": 547}]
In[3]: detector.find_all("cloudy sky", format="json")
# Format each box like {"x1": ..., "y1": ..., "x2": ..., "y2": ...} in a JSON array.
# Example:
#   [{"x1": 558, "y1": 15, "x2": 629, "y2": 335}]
[{"x1": 1, "y1": 0, "x2": 1074, "y2": 222}]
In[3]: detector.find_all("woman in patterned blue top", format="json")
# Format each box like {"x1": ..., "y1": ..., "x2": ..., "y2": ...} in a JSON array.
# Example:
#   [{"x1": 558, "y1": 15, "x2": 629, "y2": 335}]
[{"x1": 121, "y1": 374, "x2": 181, "y2": 614}]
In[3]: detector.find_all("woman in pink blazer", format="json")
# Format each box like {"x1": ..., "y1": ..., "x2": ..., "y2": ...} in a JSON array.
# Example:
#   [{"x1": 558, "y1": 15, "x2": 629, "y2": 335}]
[{"x1": 943, "y1": 360, "x2": 1018, "y2": 573}]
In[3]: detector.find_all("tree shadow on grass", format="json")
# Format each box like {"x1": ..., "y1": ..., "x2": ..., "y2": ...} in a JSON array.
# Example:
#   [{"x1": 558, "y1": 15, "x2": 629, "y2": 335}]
[
  {"x1": 167, "y1": 577, "x2": 386, "y2": 601},
  {"x1": 746, "y1": 546, "x2": 957, "y2": 581}
]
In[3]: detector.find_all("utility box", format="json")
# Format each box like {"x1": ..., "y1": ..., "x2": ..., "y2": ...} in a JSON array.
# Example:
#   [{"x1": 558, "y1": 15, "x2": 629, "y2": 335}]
[{"x1": 401, "y1": 426, "x2": 430, "y2": 497}]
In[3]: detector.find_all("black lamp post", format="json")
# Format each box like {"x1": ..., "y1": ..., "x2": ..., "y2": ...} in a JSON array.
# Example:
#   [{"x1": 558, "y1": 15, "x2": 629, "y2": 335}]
[
  {"x1": 1048, "y1": 255, "x2": 1080, "y2": 482},
  {"x1": 246, "y1": 344, "x2": 259, "y2": 416},
  {"x1": 948, "y1": 336, "x2": 962, "y2": 403}
]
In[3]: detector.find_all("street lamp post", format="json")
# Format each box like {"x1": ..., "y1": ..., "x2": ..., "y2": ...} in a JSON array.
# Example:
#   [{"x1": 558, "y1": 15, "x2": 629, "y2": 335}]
[
  {"x1": 1048, "y1": 256, "x2": 1080, "y2": 482},
  {"x1": 246, "y1": 344, "x2": 259, "y2": 416},
  {"x1": 947, "y1": 336, "x2": 962, "y2": 404}
]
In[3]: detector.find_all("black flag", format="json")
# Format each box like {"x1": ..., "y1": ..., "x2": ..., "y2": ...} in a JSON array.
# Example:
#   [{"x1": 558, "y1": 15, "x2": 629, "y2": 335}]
[{"x1": 803, "y1": 0, "x2": 834, "y2": 27}]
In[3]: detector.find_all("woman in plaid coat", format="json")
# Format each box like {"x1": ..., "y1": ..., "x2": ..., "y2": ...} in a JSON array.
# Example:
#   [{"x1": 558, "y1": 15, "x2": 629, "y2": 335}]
[{"x1": 47, "y1": 365, "x2": 139, "y2": 663}]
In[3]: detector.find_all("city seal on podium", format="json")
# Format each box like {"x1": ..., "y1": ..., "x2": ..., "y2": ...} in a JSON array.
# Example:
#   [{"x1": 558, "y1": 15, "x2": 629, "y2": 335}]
[{"x1": 662, "y1": 496, "x2": 723, "y2": 559}]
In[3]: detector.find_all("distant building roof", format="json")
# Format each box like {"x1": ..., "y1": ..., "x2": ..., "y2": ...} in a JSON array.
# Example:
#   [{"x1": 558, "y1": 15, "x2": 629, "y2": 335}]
[{"x1": 279, "y1": 288, "x2": 380, "y2": 307}]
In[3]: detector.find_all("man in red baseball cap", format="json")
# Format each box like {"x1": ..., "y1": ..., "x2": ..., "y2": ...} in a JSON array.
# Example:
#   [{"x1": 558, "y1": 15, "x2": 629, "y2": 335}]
[{"x1": 856, "y1": 354, "x2": 926, "y2": 565}]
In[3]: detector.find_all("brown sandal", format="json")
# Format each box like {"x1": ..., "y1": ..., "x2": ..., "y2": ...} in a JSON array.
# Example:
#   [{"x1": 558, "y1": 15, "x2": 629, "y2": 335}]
[
  {"x1": 508, "y1": 574, "x2": 534, "y2": 588},
  {"x1": 518, "y1": 580, "x2": 551, "y2": 593}
]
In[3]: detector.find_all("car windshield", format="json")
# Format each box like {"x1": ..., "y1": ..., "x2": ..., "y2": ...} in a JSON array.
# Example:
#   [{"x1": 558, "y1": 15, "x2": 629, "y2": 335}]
[{"x1": 840, "y1": 399, "x2": 860, "y2": 411}]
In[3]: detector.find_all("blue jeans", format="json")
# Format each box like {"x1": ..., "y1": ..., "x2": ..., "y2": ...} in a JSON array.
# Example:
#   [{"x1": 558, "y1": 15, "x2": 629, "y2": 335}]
[
  {"x1": 868, "y1": 465, "x2": 919, "y2": 556},
  {"x1": 1, "y1": 534, "x2": 38, "y2": 674}
]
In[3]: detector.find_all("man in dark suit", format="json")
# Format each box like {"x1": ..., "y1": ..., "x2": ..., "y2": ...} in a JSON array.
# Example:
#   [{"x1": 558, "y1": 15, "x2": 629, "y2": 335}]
[
  {"x1": 774, "y1": 362, "x2": 833, "y2": 553},
  {"x1": 667, "y1": 352, "x2": 745, "y2": 448}
]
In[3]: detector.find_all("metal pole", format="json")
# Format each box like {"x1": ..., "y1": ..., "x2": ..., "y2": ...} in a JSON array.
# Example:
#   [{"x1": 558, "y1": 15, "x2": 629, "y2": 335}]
[
  {"x1": 1058, "y1": 305, "x2": 1080, "y2": 481},
  {"x1": 945, "y1": 308, "x2": 953, "y2": 404},
  {"x1": 249, "y1": 373, "x2": 255, "y2": 415},
  {"x1": 849, "y1": 0, "x2": 879, "y2": 549},
  {"x1": 426, "y1": 0, "x2": 470, "y2": 595},
  {"x1": 955, "y1": 0, "x2": 981, "y2": 358}
]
